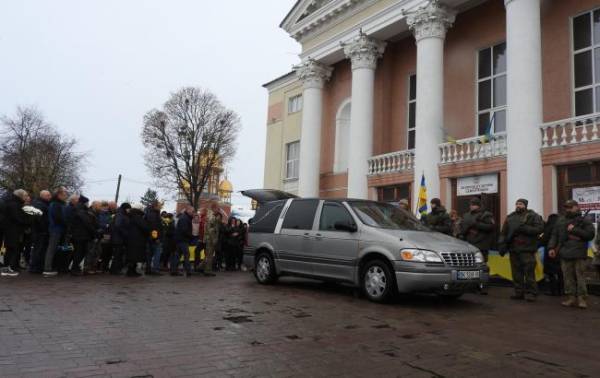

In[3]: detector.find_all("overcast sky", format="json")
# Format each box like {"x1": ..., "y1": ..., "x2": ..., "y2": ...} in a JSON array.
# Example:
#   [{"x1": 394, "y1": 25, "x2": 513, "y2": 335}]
[{"x1": 0, "y1": 0, "x2": 299, "y2": 210}]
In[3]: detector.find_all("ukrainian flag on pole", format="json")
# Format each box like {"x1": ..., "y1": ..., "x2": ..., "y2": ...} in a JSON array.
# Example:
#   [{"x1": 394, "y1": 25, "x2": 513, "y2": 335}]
[{"x1": 416, "y1": 173, "x2": 428, "y2": 219}]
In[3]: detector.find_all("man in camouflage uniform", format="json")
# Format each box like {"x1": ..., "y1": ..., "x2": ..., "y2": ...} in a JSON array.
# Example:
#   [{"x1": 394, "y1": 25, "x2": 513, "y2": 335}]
[
  {"x1": 423, "y1": 198, "x2": 452, "y2": 235},
  {"x1": 459, "y1": 197, "x2": 495, "y2": 294},
  {"x1": 202, "y1": 203, "x2": 222, "y2": 277},
  {"x1": 548, "y1": 200, "x2": 594, "y2": 309},
  {"x1": 499, "y1": 198, "x2": 544, "y2": 302}
]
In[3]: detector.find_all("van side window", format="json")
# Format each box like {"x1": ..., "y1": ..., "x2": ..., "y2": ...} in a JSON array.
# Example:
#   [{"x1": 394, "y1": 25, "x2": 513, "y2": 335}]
[
  {"x1": 249, "y1": 202, "x2": 283, "y2": 233},
  {"x1": 281, "y1": 199, "x2": 319, "y2": 230},
  {"x1": 319, "y1": 202, "x2": 354, "y2": 231}
]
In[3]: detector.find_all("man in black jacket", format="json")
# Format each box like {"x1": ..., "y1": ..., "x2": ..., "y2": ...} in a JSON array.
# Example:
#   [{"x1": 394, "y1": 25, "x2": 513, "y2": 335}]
[
  {"x1": 548, "y1": 200, "x2": 595, "y2": 309},
  {"x1": 144, "y1": 200, "x2": 163, "y2": 276},
  {"x1": 172, "y1": 206, "x2": 194, "y2": 276},
  {"x1": 423, "y1": 198, "x2": 452, "y2": 235},
  {"x1": 499, "y1": 198, "x2": 544, "y2": 302},
  {"x1": 1, "y1": 189, "x2": 31, "y2": 277},
  {"x1": 69, "y1": 195, "x2": 97, "y2": 276},
  {"x1": 29, "y1": 190, "x2": 52, "y2": 273},
  {"x1": 110, "y1": 203, "x2": 131, "y2": 275}
]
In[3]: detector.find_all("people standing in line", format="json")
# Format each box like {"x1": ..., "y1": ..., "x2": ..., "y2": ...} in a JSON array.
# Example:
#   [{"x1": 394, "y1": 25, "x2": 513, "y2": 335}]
[
  {"x1": 43, "y1": 187, "x2": 68, "y2": 277},
  {"x1": 499, "y1": 198, "x2": 544, "y2": 302},
  {"x1": 84, "y1": 201, "x2": 104, "y2": 275},
  {"x1": 69, "y1": 195, "x2": 96, "y2": 276},
  {"x1": 422, "y1": 198, "x2": 452, "y2": 235},
  {"x1": 126, "y1": 204, "x2": 149, "y2": 277},
  {"x1": 224, "y1": 217, "x2": 239, "y2": 271},
  {"x1": 173, "y1": 206, "x2": 194, "y2": 277},
  {"x1": 110, "y1": 203, "x2": 131, "y2": 275},
  {"x1": 1, "y1": 189, "x2": 33, "y2": 277},
  {"x1": 202, "y1": 204, "x2": 221, "y2": 277},
  {"x1": 29, "y1": 190, "x2": 51, "y2": 273},
  {"x1": 459, "y1": 198, "x2": 496, "y2": 293},
  {"x1": 161, "y1": 212, "x2": 175, "y2": 270},
  {"x1": 144, "y1": 200, "x2": 163, "y2": 276},
  {"x1": 193, "y1": 209, "x2": 206, "y2": 272},
  {"x1": 449, "y1": 210, "x2": 462, "y2": 239},
  {"x1": 539, "y1": 213, "x2": 562, "y2": 296},
  {"x1": 548, "y1": 200, "x2": 595, "y2": 309},
  {"x1": 235, "y1": 220, "x2": 246, "y2": 270}
]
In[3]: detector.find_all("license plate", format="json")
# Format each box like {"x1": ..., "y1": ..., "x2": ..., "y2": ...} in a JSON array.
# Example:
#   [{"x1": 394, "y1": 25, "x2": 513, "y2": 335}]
[{"x1": 457, "y1": 270, "x2": 480, "y2": 280}]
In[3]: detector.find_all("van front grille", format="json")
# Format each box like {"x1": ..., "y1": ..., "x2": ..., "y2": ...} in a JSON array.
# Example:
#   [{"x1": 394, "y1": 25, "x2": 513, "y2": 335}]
[{"x1": 441, "y1": 252, "x2": 475, "y2": 267}]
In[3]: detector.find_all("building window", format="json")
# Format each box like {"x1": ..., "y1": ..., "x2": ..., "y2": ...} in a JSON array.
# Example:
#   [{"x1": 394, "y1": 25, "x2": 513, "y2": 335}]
[
  {"x1": 407, "y1": 74, "x2": 416, "y2": 149},
  {"x1": 288, "y1": 95, "x2": 303, "y2": 114},
  {"x1": 573, "y1": 10, "x2": 600, "y2": 116},
  {"x1": 477, "y1": 42, "x2": 507, "y2": 135},
  {"x1": 285, "y1": 141, "x2": 300, "y2": 180}
]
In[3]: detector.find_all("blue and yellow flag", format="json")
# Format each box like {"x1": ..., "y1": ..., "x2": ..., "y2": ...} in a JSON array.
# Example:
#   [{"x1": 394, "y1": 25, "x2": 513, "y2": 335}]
[
  {"x1": 481, "y1": 112, "x2": 496, "y2": 143},
  {"x1": 416, "y1": 173, "x2": 428, "y2": 218}
]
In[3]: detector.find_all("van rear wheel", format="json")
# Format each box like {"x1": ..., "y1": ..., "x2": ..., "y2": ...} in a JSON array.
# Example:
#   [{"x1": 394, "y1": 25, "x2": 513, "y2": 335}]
[
  {"x1": 254, "y1": 252, "x2": 277, "y2": 285},
  {"x1": 362, "y1": 260, "x2": 396, "y2": 303}
]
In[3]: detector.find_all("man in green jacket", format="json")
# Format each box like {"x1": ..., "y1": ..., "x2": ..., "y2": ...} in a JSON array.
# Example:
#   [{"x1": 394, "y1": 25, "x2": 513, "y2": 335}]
[
  {"x1": 499, "y1": 198, "x2": 544, "y2": 302},
  {"x1": 423, "y1": 198, "x2": 452, "y2": 235},
  {"x1": 548, "y1": 200, "x2": 594, "y2": 309}
]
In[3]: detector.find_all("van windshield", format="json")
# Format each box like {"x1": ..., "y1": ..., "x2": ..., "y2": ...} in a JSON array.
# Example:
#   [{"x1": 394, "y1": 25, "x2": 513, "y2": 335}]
[{"x1": 349, "y1": 201, "x2": 429, "y2": 231}]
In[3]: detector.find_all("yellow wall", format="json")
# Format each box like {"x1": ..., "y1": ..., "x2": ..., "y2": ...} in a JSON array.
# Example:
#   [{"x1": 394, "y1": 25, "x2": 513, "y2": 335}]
[
  {"x1": 301, "y1": 0, "x2": 397, "y2": 52},
  {"x1": 263, "y1": 79, "x2": 303, "y2": 191}
]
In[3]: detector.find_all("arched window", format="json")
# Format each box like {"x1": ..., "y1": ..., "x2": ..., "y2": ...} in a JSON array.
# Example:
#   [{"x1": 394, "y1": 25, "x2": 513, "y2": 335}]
[{"x1": 334, "y1": 99, "x2": 351, "y2": 173}]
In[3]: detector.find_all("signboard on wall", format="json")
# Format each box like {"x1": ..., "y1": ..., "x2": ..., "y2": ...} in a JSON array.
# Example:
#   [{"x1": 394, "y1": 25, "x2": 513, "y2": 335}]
[{"x1": 457, "y1": 174, "x2": 498, "y2": 196}]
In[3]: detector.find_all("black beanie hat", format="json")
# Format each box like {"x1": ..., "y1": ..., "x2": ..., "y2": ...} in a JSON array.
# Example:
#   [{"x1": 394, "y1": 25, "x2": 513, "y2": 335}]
[
  {"x1": 430, "y1": 198, "x2": 441, "y2": 207},
  {"x1": 78, "y1": 195, "x2": 89, "y2": 204},
  {"x1": 516, "y1": 198, "x2": 528, "y2": 208},
  {"x1": 120, "y1": 202, "x2": 132, "y2": 211},
  {"x1": 469, "y1": 197, "x2": 482, "y2": 207}
]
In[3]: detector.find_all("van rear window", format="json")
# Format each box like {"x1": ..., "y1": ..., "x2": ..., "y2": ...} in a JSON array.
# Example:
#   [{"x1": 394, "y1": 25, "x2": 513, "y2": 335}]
[
  {"x1": 249, "y1": 202, "x2": 284, "y2": 233},
  {"x1": 281, "y1": 199, "x2": 319, "y2": 230}
]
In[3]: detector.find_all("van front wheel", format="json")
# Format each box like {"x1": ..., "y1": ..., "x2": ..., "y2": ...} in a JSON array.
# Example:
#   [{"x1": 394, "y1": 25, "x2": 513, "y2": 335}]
[
  {"x1": 254, "y1": 252, "x2": 277, "y2": 285},
  {"x1": 362, "y1": 260, "x2": 396, "y2": 303}
]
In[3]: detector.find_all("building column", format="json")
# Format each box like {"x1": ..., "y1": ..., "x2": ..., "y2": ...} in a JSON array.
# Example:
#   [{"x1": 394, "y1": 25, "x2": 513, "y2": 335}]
[
  {"x1": 406, "y1": 1, "x2": 455, "y2": 209},
  {"x1": 294, "y1": 59, "x2": 332, "y2": 197},
  {"x1": 343, "y1": 32, "x2": 386, "y2": 199},
  {"x1": 505, "y1": 0, "x2": 543, "y2": 213}
]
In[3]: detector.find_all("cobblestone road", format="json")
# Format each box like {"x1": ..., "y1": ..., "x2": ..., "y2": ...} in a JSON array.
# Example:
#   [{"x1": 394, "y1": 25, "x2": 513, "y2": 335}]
[{"x1": 1, "y1": 272, "x2": 599, "y2": 378}]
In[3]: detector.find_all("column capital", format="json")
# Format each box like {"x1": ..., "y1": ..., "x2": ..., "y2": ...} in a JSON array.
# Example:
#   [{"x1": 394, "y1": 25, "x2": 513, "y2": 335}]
[
  {"x1": 294, "y1": 58, "x2": 333, "y2": 89},
  {"x1": 342, "y1": 31, "x2": 386, "y2": 71},
  {"x1": 405, "y1": 0, "x2": 456, "y2": 42}
]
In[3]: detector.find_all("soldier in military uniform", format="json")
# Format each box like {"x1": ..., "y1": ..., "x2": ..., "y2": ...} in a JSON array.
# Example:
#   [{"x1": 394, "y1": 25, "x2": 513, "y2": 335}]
[
  {"x1": 423, "y1": 198, "x2": 452, "y2": 235},
  {"x1": 459, "y1": 197, "x2": 495, "y2": 294},
  {"x1": 499, "y1": 198, "x2": 544, "y2": 302},
  {"x1": 548, "y1": 200, "x2": 594, "y2": 309},
  {"x1": 202, "y1": 204, "x2": 222, "y2": 277}
]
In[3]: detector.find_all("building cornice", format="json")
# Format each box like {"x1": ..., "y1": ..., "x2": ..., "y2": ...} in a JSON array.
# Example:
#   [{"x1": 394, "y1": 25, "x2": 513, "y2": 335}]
[{"x1": 262, "y1": 71, "x2": 299, "y2": 92}]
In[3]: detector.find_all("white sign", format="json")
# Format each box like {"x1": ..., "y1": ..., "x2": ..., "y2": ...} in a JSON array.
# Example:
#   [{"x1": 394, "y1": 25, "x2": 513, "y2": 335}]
[
  {"x1": 457, "y1": 174, "x2": 498, "y2": 196},
  {"x1": 572, "y1": 186, "x2": 600, "y2": 211}
]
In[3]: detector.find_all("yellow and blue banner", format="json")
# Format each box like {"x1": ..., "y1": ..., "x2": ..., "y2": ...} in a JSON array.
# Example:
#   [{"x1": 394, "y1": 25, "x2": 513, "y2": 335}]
[{"x1": 416, "y1": 173, "x2": 428, "y2": 218}]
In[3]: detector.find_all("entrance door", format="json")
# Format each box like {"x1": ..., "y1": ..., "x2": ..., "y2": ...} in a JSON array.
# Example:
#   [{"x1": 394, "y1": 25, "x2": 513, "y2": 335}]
[{"x1": 557, "y1": 162, "x2": 600, "y2": 223}]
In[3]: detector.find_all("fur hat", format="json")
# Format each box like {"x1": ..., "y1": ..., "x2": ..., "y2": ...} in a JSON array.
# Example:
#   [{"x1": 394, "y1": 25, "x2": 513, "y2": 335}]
[{"x1": 516, "y1": 198, "x2": 529, "y2": 208}]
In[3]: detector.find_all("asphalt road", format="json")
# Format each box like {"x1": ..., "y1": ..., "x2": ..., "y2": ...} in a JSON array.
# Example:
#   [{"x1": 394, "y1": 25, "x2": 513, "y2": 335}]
[{"x1": 0, "y1": 272, "x2": 599, "y2": 377}]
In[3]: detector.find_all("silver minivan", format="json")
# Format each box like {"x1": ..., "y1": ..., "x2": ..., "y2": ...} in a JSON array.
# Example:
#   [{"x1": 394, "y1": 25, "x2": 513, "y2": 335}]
[{"x1": 242, "y1": 190, "x2": 489, "y2": 302}]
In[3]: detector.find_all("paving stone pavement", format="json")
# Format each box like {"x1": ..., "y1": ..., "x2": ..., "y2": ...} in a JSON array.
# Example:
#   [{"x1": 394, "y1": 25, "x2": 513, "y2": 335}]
[{"x1": 0, "y1": 272, "x2": 599, "y2": 378}]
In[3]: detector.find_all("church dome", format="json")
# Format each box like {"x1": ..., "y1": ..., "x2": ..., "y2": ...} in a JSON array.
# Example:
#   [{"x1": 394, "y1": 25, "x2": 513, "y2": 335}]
[{"x1": 219, "y1": 179, "x2": 233, "y2": 193}]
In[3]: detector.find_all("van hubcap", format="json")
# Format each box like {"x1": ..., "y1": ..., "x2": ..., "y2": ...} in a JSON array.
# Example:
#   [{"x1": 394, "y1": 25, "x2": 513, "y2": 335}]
[
  {"x1": 365, "y1": 266, "x2": 387, "y2": 298},
  {"x1": 256, "y1": 257, "x2": 270, "y2": 281}
]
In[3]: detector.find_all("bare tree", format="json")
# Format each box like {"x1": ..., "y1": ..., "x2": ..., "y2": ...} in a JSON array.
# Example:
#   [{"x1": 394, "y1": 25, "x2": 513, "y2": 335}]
[
  {"x1": 141, "y1": 87, "x2": 240, "y2": 210},
  {"x1": 0, "y1": 106, "x2": 86, "y2": 194}
]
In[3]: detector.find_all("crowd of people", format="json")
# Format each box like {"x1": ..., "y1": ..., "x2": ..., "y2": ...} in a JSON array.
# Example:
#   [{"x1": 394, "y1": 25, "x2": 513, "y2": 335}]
[
  {"x1": 0, "y1": 187, "x2": 248, "y2": 279},
  {"x1": 412, "y1": 196, "x2": 599, "y2": 309}
]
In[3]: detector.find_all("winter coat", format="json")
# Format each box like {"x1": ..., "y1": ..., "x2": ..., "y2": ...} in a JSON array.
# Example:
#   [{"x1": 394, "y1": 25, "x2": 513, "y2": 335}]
[
  {"x1": 111, "y1": 208, "x2": 130, "y2": 246},
  {"x1": 175, "y1": 212, "x2": 193, "y2": 244},
  {"x1": 48, "y1": 198, "x2": 67, "y2": 234},
  {"x1": 31, "y1": 198, "x2": 50, "y2": 236},
  {"x1": 144, "y1": 207, "x2": 163, "y2": 242},
  {"x1": 126, "y1": 209, "x2": 149, "y2": 263},
  {"x1": 499, "y1": 209, "x2": 544, "y2": 254},
  {"x1": 69, "y1": 204, "x2": 97, "y2": 242},
  {"x1": 549, "y1": 212, "x2": 595, "y2": 260},
  {"x1": 423, "y1": 206, "x2": 452, "y2": 235},
  {"x1": 3, "y1": 194, "x2": 31, "y2": 247},
  {"x1": 460, "y1": 209, "x2": 496, "y2": 251},
  {"x1": 0, "y1": 195, "x2": 6, "y2": 230}
]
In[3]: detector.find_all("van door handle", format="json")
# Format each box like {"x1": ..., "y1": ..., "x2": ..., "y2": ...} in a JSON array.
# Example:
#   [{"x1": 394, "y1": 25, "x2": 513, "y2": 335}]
[
  {"x1": 315, "y1": 233, "x2": 323, "y2": 241},
  {"x1": 303, "y1": 232, "x2": 310, "y2": 239}
]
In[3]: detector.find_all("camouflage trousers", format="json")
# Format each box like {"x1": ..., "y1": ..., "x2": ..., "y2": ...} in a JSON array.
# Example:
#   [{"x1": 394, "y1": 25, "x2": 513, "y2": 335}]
[
  {"x1": 561, "y1": 259, "x2": 587, "y2": 297},
  {"x1": 509, "y1": 252, "x2": 538, "y2": 296},
  {"x1": 202, "y1": 241, "x2": 217, "y2": 273}
]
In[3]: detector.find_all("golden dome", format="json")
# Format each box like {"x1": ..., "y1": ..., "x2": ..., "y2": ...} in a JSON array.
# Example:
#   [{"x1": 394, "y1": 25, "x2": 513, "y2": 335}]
[{"x1": 219, "y1": 179, "x2": 233, "y2": 193}]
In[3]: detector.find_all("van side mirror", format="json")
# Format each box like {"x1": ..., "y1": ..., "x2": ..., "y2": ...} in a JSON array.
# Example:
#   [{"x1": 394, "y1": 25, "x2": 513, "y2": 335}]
[{"x1": 334, "y1": 221, "x2": 357, "y2": 233}]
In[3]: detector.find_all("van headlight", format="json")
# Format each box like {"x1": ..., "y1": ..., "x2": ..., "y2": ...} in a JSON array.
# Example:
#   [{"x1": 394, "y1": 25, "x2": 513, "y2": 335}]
[
  {"x1": 474, "y1": 251, "x2": 484, "y2": 264},
  {"x1": 400, "y1": 249, "x2": 443, "y2": 263}
]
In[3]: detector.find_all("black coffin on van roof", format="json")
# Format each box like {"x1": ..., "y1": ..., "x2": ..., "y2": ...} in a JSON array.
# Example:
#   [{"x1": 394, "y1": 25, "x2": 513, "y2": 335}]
[{"x1": 241, "y1": 189, "x2": 298, "y2": 204}]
